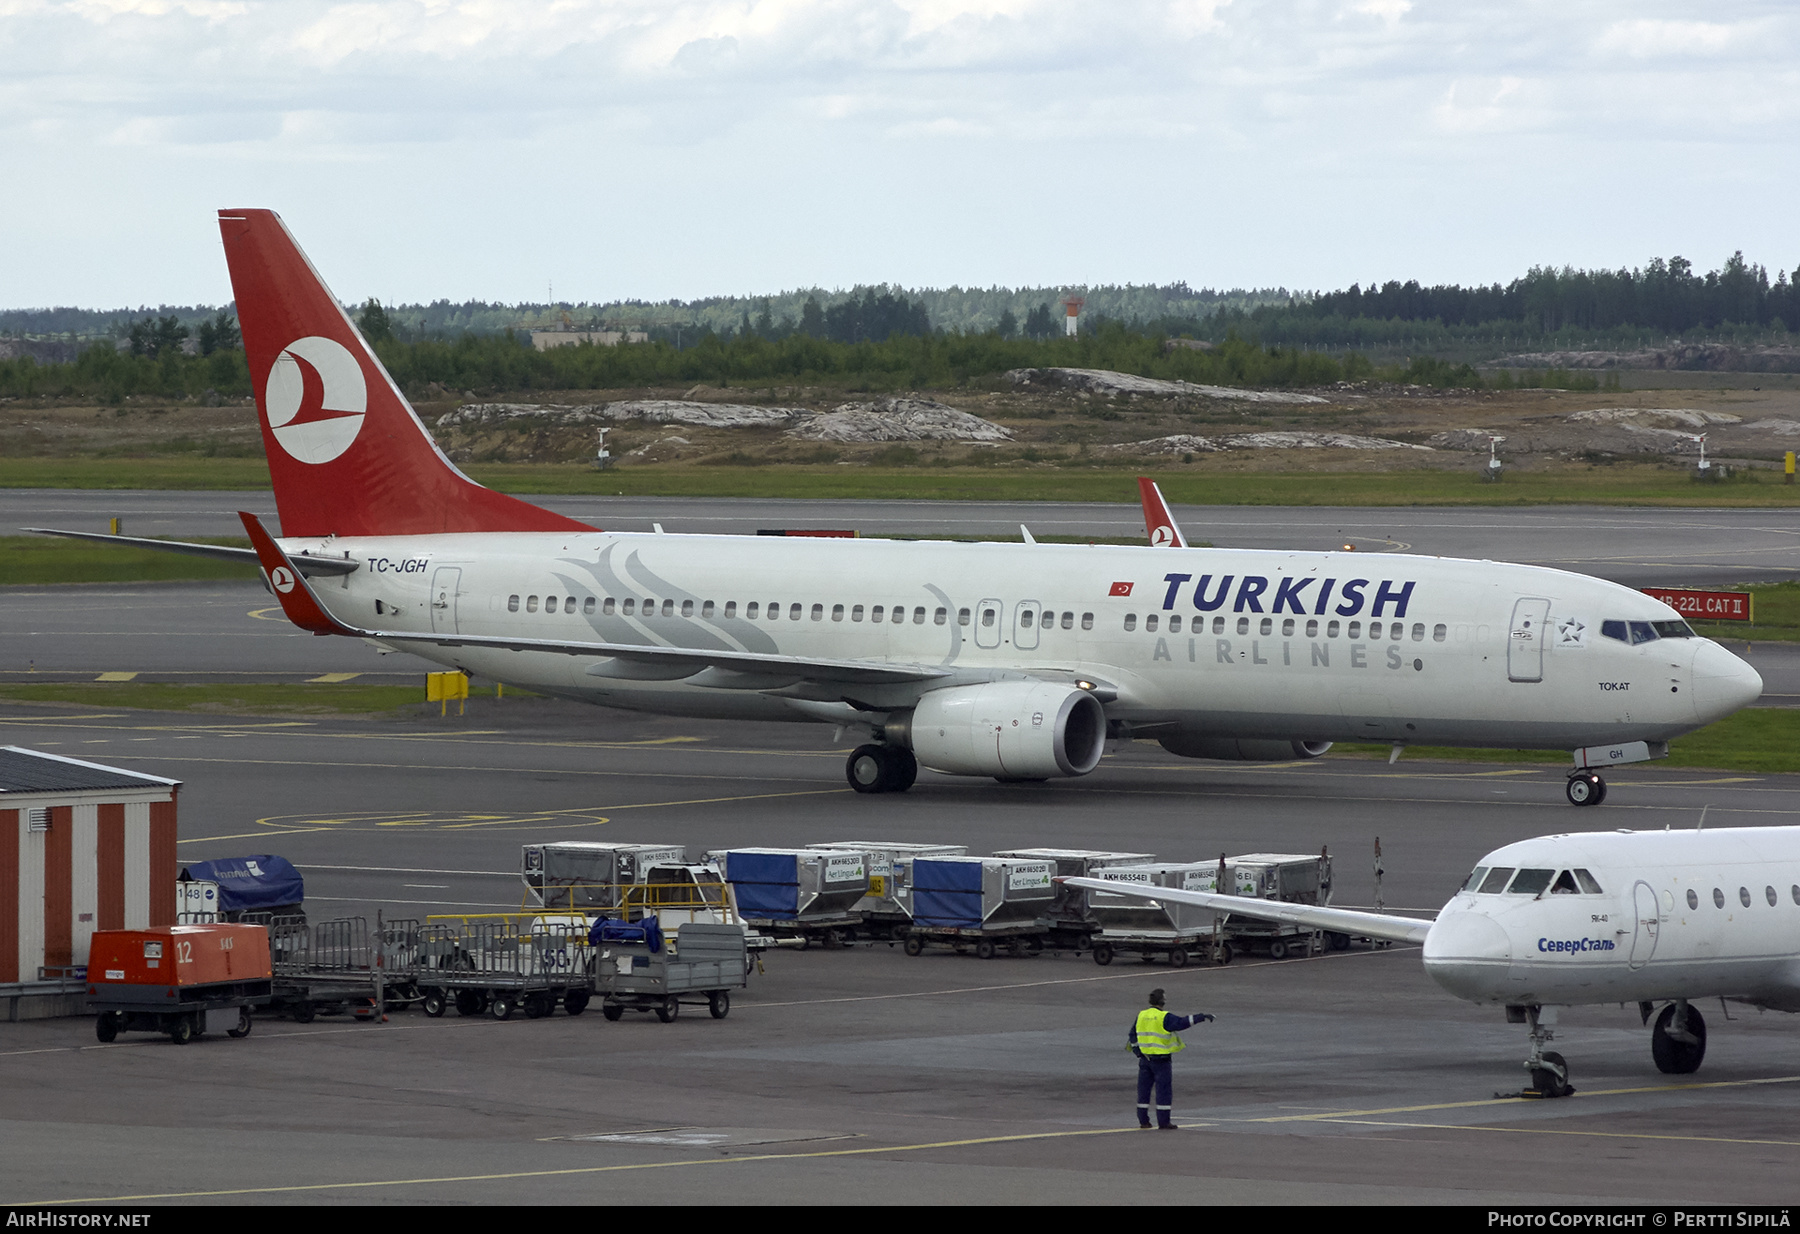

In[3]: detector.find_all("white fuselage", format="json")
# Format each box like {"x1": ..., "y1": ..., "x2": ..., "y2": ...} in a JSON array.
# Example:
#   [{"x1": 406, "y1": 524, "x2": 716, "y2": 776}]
[
  {"x1": 282, "y1": 530, "x2": 1762, "y2": 749},
  {"x1": 1424, "y1": 827, "x2": 1800, "y2": 1010}
]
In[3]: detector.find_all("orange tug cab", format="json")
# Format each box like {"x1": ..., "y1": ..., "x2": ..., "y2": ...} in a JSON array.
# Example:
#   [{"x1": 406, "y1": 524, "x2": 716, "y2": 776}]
[{"x1": 87, "y1": 924, "x2": 273, "y2": 1045}]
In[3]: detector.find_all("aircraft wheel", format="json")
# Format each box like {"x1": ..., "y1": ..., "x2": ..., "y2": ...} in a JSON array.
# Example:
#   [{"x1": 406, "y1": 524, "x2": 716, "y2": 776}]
[
  {"x1": 888, "y1": 748, "x2": 918, "y2": 792},
  {"x1": 848, "y1": 745, "x2": 903, "y2": 794},
  {"x1": 1652, "y1": 1003, "x2": 1707, "y2": 1074},
  {"x1": 1530, "y1": 1050, "x2": 1572, "y2": 1098},
  {"x1": 1565, "y1": 773, "x2": 1604, "y2": 807}
]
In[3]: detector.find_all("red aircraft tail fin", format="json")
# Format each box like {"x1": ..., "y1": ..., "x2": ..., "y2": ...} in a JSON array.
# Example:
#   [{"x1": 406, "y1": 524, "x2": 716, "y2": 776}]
[
  {"x1": 218, "y1": 209, "x2": 594, "y2": 539},
  {"x1": 1136, "y1": 477, "x2": 1187, "y2": 548}
]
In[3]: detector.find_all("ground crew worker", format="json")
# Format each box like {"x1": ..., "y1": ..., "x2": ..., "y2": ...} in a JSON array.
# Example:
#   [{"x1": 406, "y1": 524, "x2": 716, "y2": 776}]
[{"x1": 1129, "y1": 987, "x2": 1213, "y2": 1129}]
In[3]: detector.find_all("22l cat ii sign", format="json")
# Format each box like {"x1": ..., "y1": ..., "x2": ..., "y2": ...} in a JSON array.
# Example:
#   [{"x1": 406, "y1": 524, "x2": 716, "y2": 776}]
[{"x1": 1642, "y1": 587, "x2": 1754, "y2": 623}]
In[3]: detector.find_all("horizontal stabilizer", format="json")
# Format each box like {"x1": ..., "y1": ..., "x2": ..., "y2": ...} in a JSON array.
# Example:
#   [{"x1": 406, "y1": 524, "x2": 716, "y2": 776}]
[
  {"x1": 1061, "y1": 877, "x2": 1435, "y2": 945},
  {"x1": 24, "y1": 527, "x2": 359, "y2": 576}
]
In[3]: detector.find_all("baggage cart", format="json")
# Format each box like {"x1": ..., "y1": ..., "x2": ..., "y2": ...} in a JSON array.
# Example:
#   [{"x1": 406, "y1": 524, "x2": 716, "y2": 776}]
[
  {"x1": 1084, "y1": 862, "x2": 1235, "y2": 967},
  {"x1": 1215, "y1": 852, "x2": 1336, "y2": 959},
  {"x1": 87, "y1": 923, "x2": 272, "y2": 1044},
  {"x1": 805, "y1": 841, "x2": 968, "y2": 938},
  {"x1": 712, "y1": 848, "x2": 870, "y2": 948},
  {"x1": 416, "y1": 916, "x2": 595, "y2": 1021},
  {"x1": 268, "y1": 915, "x2": 423, "y2": 1022},
  {"x1": 901, "y1": 857, "x2": 1057, "y2": 958},
  {"x1": 991, "y1": 848, "x2": 1155, "y2": 947},
  {"x1": 593, "y1": 922, "x2": 748, "y2": 1023}
]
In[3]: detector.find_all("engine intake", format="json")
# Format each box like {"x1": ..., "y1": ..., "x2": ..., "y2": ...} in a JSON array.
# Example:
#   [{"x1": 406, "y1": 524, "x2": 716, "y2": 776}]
[{"x1": 890, "y1": 682, "x2": 1107, "y2": 779}]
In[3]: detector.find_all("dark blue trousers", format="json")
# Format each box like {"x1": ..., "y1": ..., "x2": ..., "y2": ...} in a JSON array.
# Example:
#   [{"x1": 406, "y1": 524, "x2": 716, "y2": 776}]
[{"x1": 1136, "y1": 1054, "x2": 1174, "y2": 1127}]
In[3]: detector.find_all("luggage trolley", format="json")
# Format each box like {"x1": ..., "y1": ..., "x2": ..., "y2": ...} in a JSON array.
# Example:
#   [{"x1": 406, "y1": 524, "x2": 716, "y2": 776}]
[
  {"x1": 901, "y1": 857, "x2": 1057, "y2": 958},
  {"x1": 592, "y1": 921, "x2": 749, "y2": 1023},
  {"x1": 269, "y1": 915, "x2": 424, "y2": 1022},
  {"x1": 417, "y1": 915, "x2": 595, "y2": 1021},
  {"x1": 87, "y1": 924, "x2": 273, "y2": 1044}
]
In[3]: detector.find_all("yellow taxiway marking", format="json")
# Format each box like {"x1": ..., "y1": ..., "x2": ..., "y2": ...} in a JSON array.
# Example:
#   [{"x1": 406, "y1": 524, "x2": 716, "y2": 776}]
[
  {"x1": 305, "y1": 672, "x2": 363, "y2": 683},
  {"x1": 177, "y1": 827, "x2": 338, "y2": 843},
  {"x1": 247, "y1": 607, "x2": 287, "y2": 621},
  {"x1": 26, "y1": 1127, "x2": 1140, "y2": 1204},
  {"x1": 1251, "y1": 1072, "x2": 1800, "y2": 1123},
  {"x1": 439, "y1": 788, "x2": 842, "y2": 828},
  {"x1": 93, "y1": 672, "x2": 137, "y2": 681}
]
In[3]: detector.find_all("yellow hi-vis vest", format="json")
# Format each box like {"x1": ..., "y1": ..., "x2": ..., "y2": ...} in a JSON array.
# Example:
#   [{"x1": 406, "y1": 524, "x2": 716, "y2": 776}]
[{"x1": 1136, "y1": 1007, "x2": 1184, "y2": 1055}]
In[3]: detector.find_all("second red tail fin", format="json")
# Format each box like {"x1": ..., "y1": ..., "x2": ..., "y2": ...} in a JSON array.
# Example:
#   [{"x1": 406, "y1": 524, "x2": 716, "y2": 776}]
[
  {"x1": 219, "y1": 209, "x2": 594, "y2": 539},
  {"x1": 1137, "y1": 477, "x2": 1188, "y2": 548}
]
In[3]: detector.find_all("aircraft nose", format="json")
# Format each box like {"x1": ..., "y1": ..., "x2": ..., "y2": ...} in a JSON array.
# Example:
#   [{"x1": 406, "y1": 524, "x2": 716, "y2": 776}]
[
  {"x1": 1691, "y1": 639, "x2": 1763, "y2": 722},
  {"x1": 1421, "y1": 909, "x2": 1511, "y2": 1001}
]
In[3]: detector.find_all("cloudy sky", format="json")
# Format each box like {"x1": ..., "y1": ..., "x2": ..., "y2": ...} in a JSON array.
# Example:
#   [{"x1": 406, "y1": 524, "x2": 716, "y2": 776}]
[{"x1": 3, "y1": 0, "x2": 1795, "y2": 309}]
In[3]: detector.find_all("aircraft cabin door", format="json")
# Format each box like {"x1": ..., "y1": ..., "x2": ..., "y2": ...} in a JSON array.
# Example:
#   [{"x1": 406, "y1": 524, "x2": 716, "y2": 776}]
[
  {"x1": 431, "y1": 567, "x2": 462, "y2": 635},
  {"x1": 974, "y1": 599, "x2": 1003, "y2": 649},
  {"x1": 1627, "y1": 880, "x2": 1660, "y2": 970},
  {"x1": 1507, "y1": 597, "x2": 1551, "y2": 683},
  {"x1": 1014, "y1": 600, "x2": 1042, "y2": 650}
]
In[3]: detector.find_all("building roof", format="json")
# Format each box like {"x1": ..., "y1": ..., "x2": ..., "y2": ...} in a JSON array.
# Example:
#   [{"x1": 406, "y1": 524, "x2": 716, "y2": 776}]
[{"x1": 0, "y1": 747, "x2": 181, "y2": 795}]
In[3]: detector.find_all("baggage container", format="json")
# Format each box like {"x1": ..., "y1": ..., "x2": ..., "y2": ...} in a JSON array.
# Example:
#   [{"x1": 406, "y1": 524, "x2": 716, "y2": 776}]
[
  {"x1": 908, "y1": 857, "x2": 1054, "y2": 931},
  {"x1": 1085, "y1": 863, "x2": 1237, "y2": 968},
  {"x1": 805, "y1": 841, "x2": 968, "y2": 929},
  {"x1": 87, "y1": 924, "x2": 272, "y2": 1045},
  {"x1": 991, "y1": 848, "x2": 1155, "y2": 928},
  {"x1": 714, "y1": 848, "x2": 869, "y2": 923},
  {"x1": 521, "y1": 842, "x2": 686, "y2": 911},
  {"x1": 1224, "y1": 852, "x2": 1336, "y2": 959}
]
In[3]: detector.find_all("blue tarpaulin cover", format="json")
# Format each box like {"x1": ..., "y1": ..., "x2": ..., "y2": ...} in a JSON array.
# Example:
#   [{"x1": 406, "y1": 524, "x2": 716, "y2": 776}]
[
  {"x1": 178, "y1": 855, "x2": 305, "y2": 912},
  {"x1": 911, "y1": 859, "x2": 985, "y2": 927},
  {"x1": 721, "y1": 850, "x2": 802, "y2": 919},
  {"x1": 588, "y1": 915, "x2": 663, "y2": 953}
]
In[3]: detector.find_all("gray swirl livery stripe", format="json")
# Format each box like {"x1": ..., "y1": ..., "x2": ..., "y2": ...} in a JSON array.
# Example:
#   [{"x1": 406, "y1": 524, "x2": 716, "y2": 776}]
[
  {"x1": 562, "y1": 541, "x2": 777, "y2": 655},
  {"x1": 925, "y1": 583, "x2": 963, "y2": 667}
]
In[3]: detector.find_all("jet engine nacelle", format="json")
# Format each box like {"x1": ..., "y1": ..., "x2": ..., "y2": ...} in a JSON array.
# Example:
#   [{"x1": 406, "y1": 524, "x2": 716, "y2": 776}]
[
  {"x1": 892, "y1": 682, "x2": 1107, "y2": 779},
  {"x1": 1158, "y1": 734, "x2": 1332, "y2": 761}
]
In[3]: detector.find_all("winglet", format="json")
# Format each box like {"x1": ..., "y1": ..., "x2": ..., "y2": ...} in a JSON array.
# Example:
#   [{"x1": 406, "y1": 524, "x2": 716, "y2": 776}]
[
  {"x1": 1136, "y1": 477, "x2": 1187, "y2": 548},
  {"x1": 238, "y1": 511, "x2": 353, "y2": 635}
]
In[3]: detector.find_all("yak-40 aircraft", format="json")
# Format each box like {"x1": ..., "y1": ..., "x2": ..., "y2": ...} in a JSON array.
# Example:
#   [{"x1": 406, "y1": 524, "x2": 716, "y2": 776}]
[
  {"x1": 1067, "y1": 823, "x2": 1800, "y2": 1096},
  {"x1": 31, "y1": 210, "x2": 1764, "y2": 802}
]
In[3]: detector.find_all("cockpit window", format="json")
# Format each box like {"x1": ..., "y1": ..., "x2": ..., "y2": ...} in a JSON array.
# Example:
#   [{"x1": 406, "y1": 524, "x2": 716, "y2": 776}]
[
  {"x1": 1629, "y1": 621, "x2": 1658, "y2": 645},
  {"x1": 1477, "y1": 867, "x2": 1515, "y2": 894},
  {"x1": 1601, "y1": 621, "x2": 1628, "y2": 643},
  {"x1": 1603, "y1": 620, "x2": 1669, "y2": 645},
  {"x1": 1506, "y1": 868, "x2": 1555, "y2": 896},
  {"x1": 1461, "y1": 866, "x2": 1489, "y2": 893},
  {"x1": 1652, "y1": 621, "x2": 1693, "y2": 639},
  {"x1": 1550, "y1": 870, "x2": 1579, "y2": 894},
  {"x1": 1574, "y1": 868, "x2": 1604, "y2": 894}
]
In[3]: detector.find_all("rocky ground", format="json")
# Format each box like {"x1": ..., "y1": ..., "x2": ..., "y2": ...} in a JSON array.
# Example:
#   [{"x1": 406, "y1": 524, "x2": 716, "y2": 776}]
[{"x1": 6, "y1": 367, "x2": 1800, "y2": 475}]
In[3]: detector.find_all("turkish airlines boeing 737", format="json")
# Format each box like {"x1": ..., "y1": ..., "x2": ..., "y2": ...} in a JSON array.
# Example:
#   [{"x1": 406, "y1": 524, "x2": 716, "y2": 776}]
[{"x1": 30, "y1": 210, "x2": 1765, "y2": 802}]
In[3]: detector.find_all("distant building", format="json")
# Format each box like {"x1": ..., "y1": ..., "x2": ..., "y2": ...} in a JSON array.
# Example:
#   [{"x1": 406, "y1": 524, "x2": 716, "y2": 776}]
[{"x1": 529, "y1": 330, "x2": 648, "y2": 351}]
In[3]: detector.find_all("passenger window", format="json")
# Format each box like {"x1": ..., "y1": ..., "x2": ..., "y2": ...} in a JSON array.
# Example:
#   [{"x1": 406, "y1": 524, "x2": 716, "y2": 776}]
[
  {"x1": 1124, "y1": 614, "x2": 1137, "y2": 631},
  {"x1": 526, "y1": 596, "x2": 539, "y2": 613},
  {"x1": 1793, "y1": 885, "x2": 1799, "y2": 905},
  {"x1": 1713, "y1": 887, "x2": 1725, "y2": 908},
  {"x1": 1060, "y1": 612, "x2": 1073, "y2": 630},
  {"x1": 1021, "y1": 610, "x2": 1035, "y2": 629},
  {"x1": 622, "y1": 598, "x2": 635, "y2": 615},
  {"x1": 508, "y1": 595, "x2": 520, "y2": 612},
  {"x1": 1327, "y1": 620, "x2": 1340, "y2": 638},
  {"x1": 1305, "y1": 619, "x2": 1318, "y2": 637},
  {"x1": 892, "y1": 607, "x2": 905, "y2": 625},
  {"x1": 1259, "y1": 617, "x2": 1272, "y2": 636},
  {"x1": 912, "y1": 606, "x2": 926, "y2": 624},
  {"x1": 811, "y1": 604, "x2": 824, "y2": 621},
  {"x1": 935, "y1": 607, "x2": 947, "y2": 625},
  {"x1": 681, "y1": 600, "x2": 694, "y2": 617},
  {"x1": 980, "y1": 607, "x2": 995, "y2": 627},
  {"x1": 662, "y1": 599, "x2": 675, "y2": 618},
  {"x1": 1477, "y1": 867, "x2": 1514, "y2": 894},
  {"x1": 1687, "y1": 889, "x2": 1699, "y2": 910},
  {"x1": 1739, "y1": 886, "x2": 1752, "y2": 908},
  {"x1": 1391, "y1": 624, "x2": 1402, "y2": 641},
  {"x1": 872, "y1": 605, "x2": 885, "y2": 622},
  {"x1": 833, "y1": 604, "x2": 844, "y2": 622},
  {"x1": 1145, "y1": 614, "x2": 1159, "y2": 632},
  {"x1": 1348, "y1": 621, "x2": 1362, "y2": 640},
  {"x1": 1601, "y1": 620, "x2": 1629, "y2": 643},
  {"x1": 1168, "y1": 615, "x2": 1182, "y2": 633},
  {"x1": 852, "y1": 604, "x2": 865, "y2": 622},
  {"x1": 1213, "y1": 617, "x2": 1225, "y2": 634},
  {"x1": 745, "y1": 602, "x2": 759, "y2": 619},
  {"x1": 584, "y1": 597, "x2": 596, "y2": 615},
  {"x1": 1081, "y1": 612, "x2": 1093, "y2": 630},
  {"x1": 1433, "y1": 624, "x2": 1446, "y2": 642},
  {"x1": 723, "y1": 601, "x2": 736, "y2": 618},
  {"x1": 1507, "y1": 868, "x2": 1554, "y2": 896},
  {"x1": 959, "y1": 608, "x2": 971, "y2": 626},
  {"x1": 1369, "y1": 622, "x2": 1382, "y2": 639},
  {"x1": 1767, "y1": 886, "x2": 1778, "y2": 907},
  {"x1": 1282, "y1": 618, "x2": 1295, "y2": 636},
  {"x1": 1461, "y1": 866, "x2": 1489, "y2": 892},
  {"x1": 1550, "y1": 871, "x2": 1579, "y2": 894},
  {"x1": 565, "y1": 596, "x2": 576, "y2": 613},
  {"x1": 1236, "y1": 617, "x2": 1249, "y2": 635},
  {"x1": 1574, "y1": 869, "x2": 1603, "y2": 894},
  {"x1": 603, "y1": 597, "x2": 615, "y2": 615},
  {"x1": 790, "y1": 604, "x2": 802, "y2": 620},
  {"x1": 1412, "y1": 623, "x2": 1425, "y2": 641},
  {"x1": 701, "y1": 600, "x2": 714, "y2": 618}
]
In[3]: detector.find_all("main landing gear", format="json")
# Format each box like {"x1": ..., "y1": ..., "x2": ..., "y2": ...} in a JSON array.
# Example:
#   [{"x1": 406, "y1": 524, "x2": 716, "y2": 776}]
[
  {"x1": 1644, "y1": 1000, "x2": 1707, "y2": 1074},
  {"x1": 846, "y1": 744, "x2": 918, "y2": 794},
  {"x1": 1565, "y1": 771, "x2": 1607, "y2": 807}
]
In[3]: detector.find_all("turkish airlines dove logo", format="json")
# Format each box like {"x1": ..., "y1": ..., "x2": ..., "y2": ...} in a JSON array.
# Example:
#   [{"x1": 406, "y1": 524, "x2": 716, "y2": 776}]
[
  {"x1": 265, "y1": 336, "x2": 368, "y2": 464},
  {"x1": 1149, "y1": 525, "x2": 1175, "y2": 546}
]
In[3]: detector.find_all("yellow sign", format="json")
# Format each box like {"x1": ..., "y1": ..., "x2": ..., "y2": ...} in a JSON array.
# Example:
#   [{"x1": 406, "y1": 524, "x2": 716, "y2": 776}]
[{"x1": 427, "y1": 671, "x2": 470, "y2": 715}]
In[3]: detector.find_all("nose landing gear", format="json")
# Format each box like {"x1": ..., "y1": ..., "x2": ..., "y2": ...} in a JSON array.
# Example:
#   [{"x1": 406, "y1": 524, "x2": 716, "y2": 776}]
[
  {"x1": 1565, "y1": 772, "x2": 1606, "y2": 807},
  {"x1": 1514, "y1": 1004, "x2": 1575, "y2": 1098}
]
